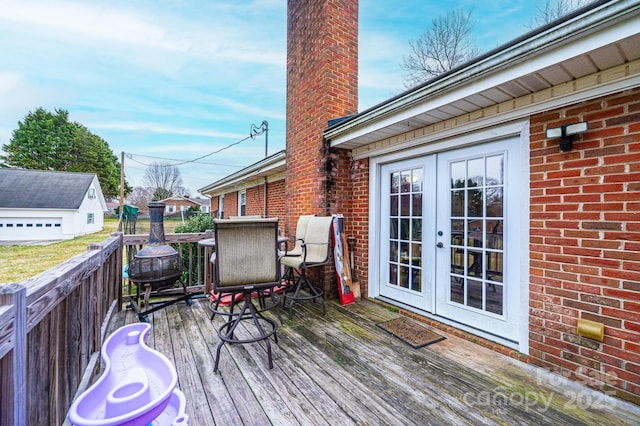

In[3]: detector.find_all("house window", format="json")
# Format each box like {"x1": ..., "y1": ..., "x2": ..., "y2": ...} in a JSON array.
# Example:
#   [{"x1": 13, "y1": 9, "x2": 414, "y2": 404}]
[
  {"x1": 88, "y1": 188, "x2": 96, "y2": 199},
  {"x1": 87, "y1": 213, "x2": 94, "y2": 224},
  {"x1": 239, "y1": 190, "x2": 246, "y2": 216},
  {"x1": 181, "y1": 205, "x2": 189, "y2": 212},
  {"x1": 167, "y1": 205, "x2": 176, "y2": 213},
  {"x1": 220, "y1": 195, "x2": 225, "y2": 219}
]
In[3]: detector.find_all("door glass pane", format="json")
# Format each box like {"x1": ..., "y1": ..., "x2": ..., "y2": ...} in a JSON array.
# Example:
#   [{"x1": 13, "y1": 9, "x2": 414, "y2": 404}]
[
  {"x1": 401, "y1": 194, "x2": 411, "y2": 216},
  {"x1": 387, "y1": 166, "x2": 424, "y2": 293},
  {"x1": 451, "y1": 190, "x2": 465, "y2": 216},
  {"x1": 411, "y1": 243, "x2": 422, "y2": 268},
  {"x1": 411, "y1": 268, "x2": 421, "y2": 292},
  {"x1": 389, "y1": 264, "x2": 398, "y2": 286},
  {"x1": 401, "y1": 170, "x2": 411, "y2": 193},
  {"x1": 390, "y1": 194, "x2": 398, "y2": 215},
  {"x1": 486, "y1": 155, "x2": 504, "y2": 184},
  {"x1": 390, "y1": 218, "x2": 398, "y2": 239},
  {"x1": 400, "y1": 265, "x2": 409, "y2": 288},
  {"x1": 487, "y1": 220, "x2": 502, "y2": 249},
  {"x1": 391, "y1": 172, "x2": 400, "y2": 193},
  {"x1": 413, "y1": 194, "x2": 423, "y2": 216},
  {"x1": 467, "y1": 188, "x2": 483, "y2": 217},
  {"x1": 450, "y1": 277, "x2": 464, "y2": 304},
  {"x1": 400, "y1": 219, "x2": 410, "y2": 240},
  {"x1": 451, "y1": 219, "x2": 464, "y2": 245},
  {"x1": 487, "y1": 188, "x2": 503, "y2": 217},
  {"x1": 467, "y1": 280, "x2": 483, "y2": 309},
  {"x1": 390, "y1": 241, "x2": 398, "y2": 262},
  {"x1": 448, "y1": 153, "x2": 506, "y2": 316},
  {"x1": 486, "y1": 284, "x2": 503, "y2": 315},
  {"x1": 412, "y1": 169, "x2": 423, "y2": 192},
  {"x1": 467, "y1": 158, "x2": 484, "y2": 186},
  {"x1": 411, "y1": 219, "x2": 422, "y2": 241},
  {"x1": 451, "y1": 161, "x2": 465, "y2": 188}
]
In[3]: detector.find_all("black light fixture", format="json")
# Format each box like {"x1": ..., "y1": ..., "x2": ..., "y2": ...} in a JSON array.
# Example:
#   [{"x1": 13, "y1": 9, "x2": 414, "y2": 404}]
[{"x1": 545, "y1": 121, "x2": 589, "y2": 151}]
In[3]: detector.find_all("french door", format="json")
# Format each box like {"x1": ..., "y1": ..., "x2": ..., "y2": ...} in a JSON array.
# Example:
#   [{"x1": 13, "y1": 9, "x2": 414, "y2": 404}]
[{"x1": 379, "y1": 138, "x2": 521, "y2": 342}]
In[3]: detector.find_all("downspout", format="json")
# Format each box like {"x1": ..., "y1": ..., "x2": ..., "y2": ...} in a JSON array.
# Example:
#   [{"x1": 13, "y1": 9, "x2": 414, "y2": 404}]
[{"x1": 264, "y1": 177, "x2": 268, "y2": 217}]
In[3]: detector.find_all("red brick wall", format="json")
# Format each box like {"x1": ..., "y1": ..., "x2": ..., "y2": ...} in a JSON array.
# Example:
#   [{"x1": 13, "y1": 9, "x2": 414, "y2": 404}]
[
  {"x1": 245, "y1": 180, "x2": 286, "y2": 233},
  {"x1": 211, "y1": 196, "x2": 219, "y2": 216},
  {"x1": 529, "y1": 87, "x2": 640, "y2": 404},
  {"x1": 224, "y1": 192, "x2": 238, "y2": 218},
  {"x1": 267, "y1": 179, "x2": 286, "y2": 226},
  {"x1": 286, "y1": 0, "x2": 358, "y2": 296},
  {"x1": 246, "y1": 186, "x2": 264, "y2": 216},
  {"x1": 351, "y1": 158, "x2": 369, "y2": 294}
]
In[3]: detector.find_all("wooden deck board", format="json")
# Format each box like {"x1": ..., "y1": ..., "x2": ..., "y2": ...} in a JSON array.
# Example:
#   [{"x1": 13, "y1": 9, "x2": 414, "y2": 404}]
[
  {"x1": 190, "y1": 301, "x2": 271, "y2": 426},
  {"x1": 103, "y1": 297, "x2": 640, "y2": 426}
]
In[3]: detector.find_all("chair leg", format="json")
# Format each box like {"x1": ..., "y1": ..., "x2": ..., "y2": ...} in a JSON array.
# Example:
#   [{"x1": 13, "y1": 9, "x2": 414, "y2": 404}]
[
  {"x1": 213, "y1": 291, "x2": 279, "y2": 372},
  {"x1": 284, "y1": 269, "x2": 326, "y2": 319}
]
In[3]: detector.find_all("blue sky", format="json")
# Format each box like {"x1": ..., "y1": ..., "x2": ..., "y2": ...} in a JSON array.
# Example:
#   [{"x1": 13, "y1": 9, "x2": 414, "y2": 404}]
[{"x1": 0, "y1": 0, "x2": 548, "y2": 196}]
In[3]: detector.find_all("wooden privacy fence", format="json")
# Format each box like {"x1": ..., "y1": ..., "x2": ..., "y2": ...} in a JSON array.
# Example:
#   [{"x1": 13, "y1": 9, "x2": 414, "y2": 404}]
[{"x1": 0, "y1": 231, "x2": 212, "y2": 425}]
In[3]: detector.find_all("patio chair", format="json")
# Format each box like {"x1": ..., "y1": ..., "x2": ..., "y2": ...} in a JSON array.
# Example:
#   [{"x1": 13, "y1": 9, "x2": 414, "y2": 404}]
[
  {"x1": 281, "y1": 216, "x2": 333, "y2": 319},
  {"x1": 210, "y1": 218, "x2": 282, "y2": 371},
  {"x1": 282, "y1": 214, "x2": 315, "y2": 285}
]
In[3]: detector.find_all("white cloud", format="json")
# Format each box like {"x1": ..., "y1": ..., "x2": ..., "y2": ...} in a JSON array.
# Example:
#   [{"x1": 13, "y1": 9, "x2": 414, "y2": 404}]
[
  {"x1": 0, "y1": 1, "x2": 187, "y2": 52},
  {"x1": 86, "y1": 121, "x2": 246, "y2": 139}
]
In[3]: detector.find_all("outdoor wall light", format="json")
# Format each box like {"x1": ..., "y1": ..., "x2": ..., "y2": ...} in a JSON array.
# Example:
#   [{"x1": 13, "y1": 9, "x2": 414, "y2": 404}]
[{"x1": 545, "y1": 121, "x2": 589, "y2": 151}]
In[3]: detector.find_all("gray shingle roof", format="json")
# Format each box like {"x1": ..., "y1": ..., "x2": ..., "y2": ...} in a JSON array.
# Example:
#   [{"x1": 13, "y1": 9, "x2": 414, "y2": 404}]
[{"x1": 0, "y1": 169, "x2": 95, "y2": 209}]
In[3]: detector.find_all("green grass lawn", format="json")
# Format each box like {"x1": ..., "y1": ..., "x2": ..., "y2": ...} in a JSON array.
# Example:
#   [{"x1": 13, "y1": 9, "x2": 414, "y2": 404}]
[{"x1": 0, "y1": 217, "x2": 184, "y2": 284}]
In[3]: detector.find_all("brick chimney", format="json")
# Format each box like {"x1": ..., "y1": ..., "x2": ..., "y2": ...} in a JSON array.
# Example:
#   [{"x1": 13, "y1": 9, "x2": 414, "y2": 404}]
[{"x1": 285, "y1": 0, "x2": 358, "y2": 297}]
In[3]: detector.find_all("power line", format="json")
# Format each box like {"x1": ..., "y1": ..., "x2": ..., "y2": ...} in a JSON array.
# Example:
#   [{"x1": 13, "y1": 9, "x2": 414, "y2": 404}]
[
  {"x1": 125, "y1": 154, "x2": 242, "y2": 168},
  {"x1": 124, "y1": 134, "x2": 254, "y2": 167}
]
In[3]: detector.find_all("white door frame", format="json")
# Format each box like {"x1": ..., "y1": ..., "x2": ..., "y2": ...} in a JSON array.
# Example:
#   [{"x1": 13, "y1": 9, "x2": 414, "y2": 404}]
[{"x1": 368, "y1": 120, "x2": 530, "y2": 353}]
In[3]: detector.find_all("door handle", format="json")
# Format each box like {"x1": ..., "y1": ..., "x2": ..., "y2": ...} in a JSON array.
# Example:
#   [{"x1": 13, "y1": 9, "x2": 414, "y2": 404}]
[{"x1": 436, "y1": 242, "x2": 444, "y2": 248}]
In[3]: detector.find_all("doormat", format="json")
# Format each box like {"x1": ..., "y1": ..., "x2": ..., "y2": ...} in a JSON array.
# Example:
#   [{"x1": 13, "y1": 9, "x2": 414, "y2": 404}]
[{"x1": 376, "y1": 317, "x2": 446, "y2": 349}]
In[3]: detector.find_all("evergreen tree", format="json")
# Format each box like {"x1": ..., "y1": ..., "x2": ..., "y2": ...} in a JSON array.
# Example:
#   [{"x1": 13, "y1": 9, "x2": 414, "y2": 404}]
[{"x1": 2, "y1": 107, "x2": 127, "y2": 198}]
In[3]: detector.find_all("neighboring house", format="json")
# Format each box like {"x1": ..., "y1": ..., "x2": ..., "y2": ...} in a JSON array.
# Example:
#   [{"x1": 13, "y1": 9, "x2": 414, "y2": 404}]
[
  {"x1": 105, "y1": 202, "x2": 119, "y2": 216},
  {"x1": 0, "y1": 169, "x2": 108, "y2": 241},
  {"x1": 199, "y1": 150, "x2": 286, "y2": 221},
  {"x1": 199, "y1": 0, "x2": 640, "y2": 404},
  {"x1": 158, "y1": 195, "x2": 211, "y2": 215},
  {"x1": 192, "y1": 197, "x2": 211, "y2": 214}
]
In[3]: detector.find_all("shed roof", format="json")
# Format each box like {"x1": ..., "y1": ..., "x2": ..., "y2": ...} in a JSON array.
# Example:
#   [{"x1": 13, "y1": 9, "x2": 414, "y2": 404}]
[{"x1": 0, "y1": 169, "x2": 96, "y2": 210}]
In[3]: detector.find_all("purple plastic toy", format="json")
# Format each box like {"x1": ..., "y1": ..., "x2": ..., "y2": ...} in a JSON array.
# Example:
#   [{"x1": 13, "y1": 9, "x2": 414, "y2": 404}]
[{"x1": 67, "y1": 323, "x2": 189, "y2": 426}]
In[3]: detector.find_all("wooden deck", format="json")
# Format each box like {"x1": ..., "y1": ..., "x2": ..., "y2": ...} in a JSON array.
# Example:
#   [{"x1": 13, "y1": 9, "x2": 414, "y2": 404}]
[{"x1": 104, "y1": 297, "x2": 640, "y2": 426}]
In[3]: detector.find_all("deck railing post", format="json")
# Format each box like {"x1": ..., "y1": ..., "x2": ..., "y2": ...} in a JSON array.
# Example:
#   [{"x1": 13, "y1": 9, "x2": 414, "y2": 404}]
[{"x1": 0, "y1": 283, "x2": 27, "y2": 426}]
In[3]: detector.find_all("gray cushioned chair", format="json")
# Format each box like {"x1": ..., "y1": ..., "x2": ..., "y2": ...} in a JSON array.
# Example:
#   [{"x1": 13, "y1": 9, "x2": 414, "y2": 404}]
[{"x1": 210, "y1": 217, "x2": 282, "y2": 371}]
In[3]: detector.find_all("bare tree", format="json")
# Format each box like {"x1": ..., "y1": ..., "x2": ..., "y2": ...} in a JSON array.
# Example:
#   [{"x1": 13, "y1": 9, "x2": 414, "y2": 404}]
[
  {"x1": 527, "y1": 0, "x2": 595, "y2": 29},
  {"x1": 143, "y1": 162, "x2": 187, "y2": 200},
  {"x1": 401, "y1": 8, "x2": 479, "y2": 88},
  {"x1": 126, "y1": 186, "x2": 154, "y2": 213}
]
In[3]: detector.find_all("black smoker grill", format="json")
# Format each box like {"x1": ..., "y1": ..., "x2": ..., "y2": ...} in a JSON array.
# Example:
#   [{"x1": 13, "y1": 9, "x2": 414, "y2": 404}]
[{"x1": 128, "y1": 202, "x2": 191, "y2": 322}]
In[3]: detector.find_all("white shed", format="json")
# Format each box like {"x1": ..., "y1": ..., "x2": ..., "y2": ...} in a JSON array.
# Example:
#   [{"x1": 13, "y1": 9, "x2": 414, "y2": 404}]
[{"x1": 0, "y1": 169, "x2": 108, "y2": 241}]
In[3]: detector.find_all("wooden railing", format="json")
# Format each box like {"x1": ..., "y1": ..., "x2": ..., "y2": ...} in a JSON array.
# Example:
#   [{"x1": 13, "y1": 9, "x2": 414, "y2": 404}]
[
  {"x1": 122, "y1": 231, "x2": 214, "y2": 298},
  {"x1": 0, "y1": 231, "x2": 211, "y2": 425}
]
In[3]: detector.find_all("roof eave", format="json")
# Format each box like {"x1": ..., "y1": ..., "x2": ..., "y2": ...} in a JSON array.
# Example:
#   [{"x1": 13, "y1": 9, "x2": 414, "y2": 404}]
[{"x1": 198, "y1": 150, "x2": 286, "y2": 195}]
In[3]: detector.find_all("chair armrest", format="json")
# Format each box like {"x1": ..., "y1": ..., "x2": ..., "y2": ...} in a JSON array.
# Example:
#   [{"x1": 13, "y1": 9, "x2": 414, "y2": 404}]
[{"x1": 283, "y1": 238, "x2": 305, "y2": 256}]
